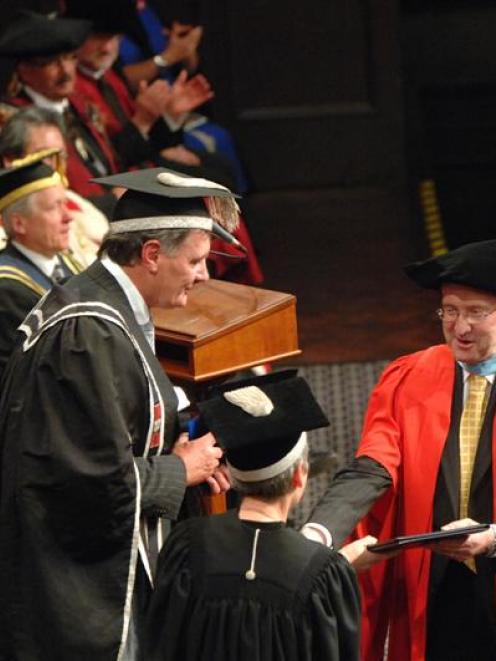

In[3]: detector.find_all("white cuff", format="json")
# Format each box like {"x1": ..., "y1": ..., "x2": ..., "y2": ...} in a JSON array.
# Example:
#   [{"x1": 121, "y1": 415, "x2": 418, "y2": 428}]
[
  {"x1": 486, "y1": 523, "x2": 496, "y2": 558},
  {"x1": 300, "y1": 523, "x2": 333, "y2": 548},
  {"x1": 162, "y1": 112, "x2": 186, "y2": 132}
]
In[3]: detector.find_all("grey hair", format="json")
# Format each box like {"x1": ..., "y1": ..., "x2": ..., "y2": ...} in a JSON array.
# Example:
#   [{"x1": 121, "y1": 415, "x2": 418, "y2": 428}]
[
  {"x1": 97, "y1": 227, "x2": 203, "y2": 265},
  {"x1": 231, "y1": 440, "x2": 309, "y2": 500},
  {"x1": 1, "y1": 194, "x2": 37, "y2": 239},
  {"x1": 0, "y1": 107, "x2": 65, "y2": 161}
]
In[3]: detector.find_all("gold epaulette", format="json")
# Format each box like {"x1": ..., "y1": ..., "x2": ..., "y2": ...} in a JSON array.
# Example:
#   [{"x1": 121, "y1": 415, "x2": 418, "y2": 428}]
[{"x1": 61, "y1": 252, "x2": 84, "y2": 274}]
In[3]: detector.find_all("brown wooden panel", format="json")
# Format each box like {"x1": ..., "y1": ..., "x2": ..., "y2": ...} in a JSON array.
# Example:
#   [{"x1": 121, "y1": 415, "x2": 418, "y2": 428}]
[{"x1": 225, "y1": 1, "x2": 372, "y2": 118}]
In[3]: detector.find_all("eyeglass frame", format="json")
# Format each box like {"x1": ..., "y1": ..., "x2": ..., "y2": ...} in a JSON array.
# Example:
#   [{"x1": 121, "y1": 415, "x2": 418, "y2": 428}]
[{"x1": 436, "y1": 305, "x2": 496, "y2": 325}]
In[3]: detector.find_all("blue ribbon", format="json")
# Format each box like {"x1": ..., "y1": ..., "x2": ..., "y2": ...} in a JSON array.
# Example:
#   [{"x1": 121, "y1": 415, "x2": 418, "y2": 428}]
[{"x1": 461, "y1": 355, "x2": 496, "y2": 376}]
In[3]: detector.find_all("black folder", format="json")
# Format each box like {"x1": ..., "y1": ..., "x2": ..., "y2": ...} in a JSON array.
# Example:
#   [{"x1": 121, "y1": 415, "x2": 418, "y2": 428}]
[{"x1": 367, "y1": 523, "x2": 490, "y2": 553}]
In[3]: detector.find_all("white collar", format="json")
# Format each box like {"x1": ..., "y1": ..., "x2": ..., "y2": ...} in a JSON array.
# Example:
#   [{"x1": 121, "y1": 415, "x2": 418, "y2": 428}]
[
  {"x1": 100, "y1": 256, "x2": 191, "y2": 411},
  {"x1": 12, "y1": 241, "x2": 60, "y2": 278},
  {"x1": 23, "y1": 86, "x2": 69, "y2": 114},
  {"x1": 100, "y1": 256, "x2": 150, "y2": 326},
  {"x1": 78, "y1": 63, "x2": 106, "y2": 80}
]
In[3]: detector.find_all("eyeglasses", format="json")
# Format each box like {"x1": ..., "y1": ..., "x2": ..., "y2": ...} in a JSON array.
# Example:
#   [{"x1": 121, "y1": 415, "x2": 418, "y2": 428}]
[{"x1": 436, "y1": 306, "x2": 496, "y2": 324}]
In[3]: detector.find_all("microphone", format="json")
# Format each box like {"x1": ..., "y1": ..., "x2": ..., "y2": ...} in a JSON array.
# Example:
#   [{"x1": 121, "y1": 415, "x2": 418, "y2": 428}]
[{"x1": 212, "y1": 221, "x2": 248, "y2": 254}]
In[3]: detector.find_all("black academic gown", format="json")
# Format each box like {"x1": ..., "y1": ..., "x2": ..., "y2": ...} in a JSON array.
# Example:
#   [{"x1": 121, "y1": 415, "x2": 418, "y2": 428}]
[
  {"x1": 0, "y1": 261, "x2": 185, "y2": 661},
  {"x1": 144, "y1": 509, "x2": 361, "y2": 661}
]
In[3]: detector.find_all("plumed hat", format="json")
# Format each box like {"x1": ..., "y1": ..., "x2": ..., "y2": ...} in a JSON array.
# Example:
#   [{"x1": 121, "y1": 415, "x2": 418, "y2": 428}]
[{"x1": 94, "y1": 168, "x2": 244, "y2": 249}]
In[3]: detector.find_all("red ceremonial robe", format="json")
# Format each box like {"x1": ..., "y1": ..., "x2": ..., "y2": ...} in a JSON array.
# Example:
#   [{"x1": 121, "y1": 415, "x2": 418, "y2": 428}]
[
  {"x1": 353, "y1": 344, "x2": 496, "y2": 661},
  {"x1": 75, "y1": 68, "x2": 136, "y2": 138}
]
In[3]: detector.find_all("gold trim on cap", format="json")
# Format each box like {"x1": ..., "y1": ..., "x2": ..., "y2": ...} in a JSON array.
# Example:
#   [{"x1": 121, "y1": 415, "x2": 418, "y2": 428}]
[{"x1": 0, "y1": 172, "x2": 64, "y2": 212}]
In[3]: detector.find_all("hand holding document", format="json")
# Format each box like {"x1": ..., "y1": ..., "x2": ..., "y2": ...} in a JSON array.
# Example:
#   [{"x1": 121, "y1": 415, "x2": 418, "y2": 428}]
[{"x1": 367, "y1": 523, "x2": 490, "y2": 554}]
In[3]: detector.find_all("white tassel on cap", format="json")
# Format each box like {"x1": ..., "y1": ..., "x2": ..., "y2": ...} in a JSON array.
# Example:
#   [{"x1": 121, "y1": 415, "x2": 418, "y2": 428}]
[
  {"x1": 156, "y1": 171, "x2": 240, "y2": 233},
  {"x1": 157, "y1": 171, "x2": 228, "y2": 192},
  {"x1": 224, "y1": 386, "x2": 274, "y2": 417}
]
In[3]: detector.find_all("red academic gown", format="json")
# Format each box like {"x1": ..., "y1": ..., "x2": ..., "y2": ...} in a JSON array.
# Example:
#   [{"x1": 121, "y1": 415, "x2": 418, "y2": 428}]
[
  {"x1": 353, "y1": 344, "x2": 496, "y2": 661},
  {"x1": 75, "y1": 68, "x2": 136, "y2": 138}
]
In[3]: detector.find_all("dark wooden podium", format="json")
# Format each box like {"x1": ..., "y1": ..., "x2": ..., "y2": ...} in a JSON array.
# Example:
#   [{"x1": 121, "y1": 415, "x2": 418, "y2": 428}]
[{"x1": 152, "y1": 279, "x2": 301, "y2": 384}]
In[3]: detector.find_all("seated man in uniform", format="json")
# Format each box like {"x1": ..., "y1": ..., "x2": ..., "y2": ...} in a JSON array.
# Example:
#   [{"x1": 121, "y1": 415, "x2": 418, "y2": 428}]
[
  {"x1": 0, "y1": 150, "x2": 81, "y2": 378},
  {"x1": 0, "y1": 106, "x2": 110, "y2": 266},
  {"x1": 144, "y1": 371, "x2": 371, "y2": 661}
]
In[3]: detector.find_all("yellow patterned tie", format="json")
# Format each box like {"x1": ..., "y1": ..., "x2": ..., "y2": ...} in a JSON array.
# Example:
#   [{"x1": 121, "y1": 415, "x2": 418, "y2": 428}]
[{"x1": 459, "y1": 374, "x2": 488, "y2": 572}]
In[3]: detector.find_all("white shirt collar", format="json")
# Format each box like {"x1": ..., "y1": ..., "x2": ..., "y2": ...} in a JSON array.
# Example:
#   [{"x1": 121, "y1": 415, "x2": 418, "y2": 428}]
[
  {"x1": 100, "y1": 256, "x2": 191, "y2": 410},
  {"x1": 100, "y1": 256, "x2": 150, "y2": 326},
  {"x1": 78, "y1": 63, "x2": 106, "y2": 80},
  {"x1": 23, "y1": 86, "x2": 69, "y2": 114},
  {"x1": 12, "y1": 241, "x2": 60, "y2": 278}
]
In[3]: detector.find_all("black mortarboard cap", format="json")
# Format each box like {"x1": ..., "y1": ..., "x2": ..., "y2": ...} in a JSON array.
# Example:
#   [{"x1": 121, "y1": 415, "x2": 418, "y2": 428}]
[
  {"x1": 0, "y1": 149, "x2": 65, "y2": 212},
  {"x1": 196, "y1": 371, "x2": 329, "y2": 482},
  {"x1": 405, "y1": 240, "x2": 496, "y2": 295},
  {"x1": 0, "y1": 10, "x2": 91, "y2": 60},
  {"x1": 94, "y1": 167, "x2": 245, "y2": 249}
]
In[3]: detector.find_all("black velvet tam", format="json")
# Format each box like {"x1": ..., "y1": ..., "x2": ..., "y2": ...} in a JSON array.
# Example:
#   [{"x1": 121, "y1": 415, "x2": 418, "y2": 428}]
[
  {"x1": 197, "y1": 373, "x2": 329, "y2": 472},
  {"x1": 405, "y1": 239, "x2": 496, "y2": 295}
]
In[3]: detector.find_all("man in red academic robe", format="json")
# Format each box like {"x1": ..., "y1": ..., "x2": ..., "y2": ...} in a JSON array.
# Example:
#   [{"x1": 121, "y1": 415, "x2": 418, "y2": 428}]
[
  {"x1": 302, "y1": 240, "x2": 496, "y2": 661},
  {"x1": 0, "y1": 10, "x2": 119, "y2": 204}
]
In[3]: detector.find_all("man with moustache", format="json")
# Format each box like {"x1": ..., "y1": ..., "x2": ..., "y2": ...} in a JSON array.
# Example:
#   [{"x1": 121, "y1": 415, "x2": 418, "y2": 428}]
[
  {"x1": 301, "y1": 240, "x2": 496, "y2": 660},
  {"x1": 0, "y1": 10, "x2": 120, "y2": 204},
  {"x1": 0, "y1": 11, "x2": 238, "y2": 206},
  {"x1": 0, "y1": 150, "x2": 81, "y2": 379}
]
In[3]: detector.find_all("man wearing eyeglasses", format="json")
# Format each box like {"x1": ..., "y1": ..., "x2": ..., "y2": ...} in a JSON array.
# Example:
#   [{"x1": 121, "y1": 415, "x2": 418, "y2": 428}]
[{"x1": 301, "y1": 240, "x2": 496, "y2": 661}]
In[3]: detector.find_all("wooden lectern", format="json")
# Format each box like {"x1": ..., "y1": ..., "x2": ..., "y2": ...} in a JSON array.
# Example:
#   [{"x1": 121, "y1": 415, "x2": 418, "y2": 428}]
[
  {"x1": 152, "y1": 279, "x2": 301, "y2": 384},
  {"x1": 152, "y1": 279, "x2": 301, "y2": 515}
]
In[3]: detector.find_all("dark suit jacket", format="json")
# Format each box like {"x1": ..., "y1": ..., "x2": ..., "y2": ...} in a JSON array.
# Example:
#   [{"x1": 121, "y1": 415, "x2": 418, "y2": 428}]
[{"x1": 0, "y1": 243, "x2": 80, "y2": 380}]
